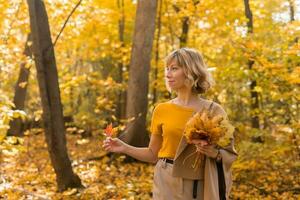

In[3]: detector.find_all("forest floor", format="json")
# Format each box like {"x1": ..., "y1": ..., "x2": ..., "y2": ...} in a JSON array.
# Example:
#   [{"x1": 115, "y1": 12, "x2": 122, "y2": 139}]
[
  {"x1": 0, "y1": 129, "x2": 153, "y2": 200},
  {"x1": 0, "y1": 128, "x2": 299, "y2": 200}
]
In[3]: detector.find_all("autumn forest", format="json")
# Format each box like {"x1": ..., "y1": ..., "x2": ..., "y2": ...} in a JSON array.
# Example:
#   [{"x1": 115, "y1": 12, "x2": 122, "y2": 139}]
[{"x1": 0, "y1": 0, "x2": 299, "y2": 199}]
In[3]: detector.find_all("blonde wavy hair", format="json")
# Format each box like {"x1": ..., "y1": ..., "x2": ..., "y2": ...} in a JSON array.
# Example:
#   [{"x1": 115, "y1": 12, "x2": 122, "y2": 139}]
[{"x1": 165, "y1": 48, "x2": 214, "y2": 94}]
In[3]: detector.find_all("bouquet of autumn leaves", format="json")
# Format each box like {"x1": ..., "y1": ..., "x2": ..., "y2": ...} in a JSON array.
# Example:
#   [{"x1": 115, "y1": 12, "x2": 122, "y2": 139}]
[{"x1": 183, "y1": 108, "x2": 235, "y2": 168}]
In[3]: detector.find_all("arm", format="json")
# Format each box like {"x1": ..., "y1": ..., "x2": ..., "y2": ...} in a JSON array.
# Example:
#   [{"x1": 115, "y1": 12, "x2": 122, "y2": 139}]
[{"x1": 102, "y1": 133, "x2": 162, "y2": 163}]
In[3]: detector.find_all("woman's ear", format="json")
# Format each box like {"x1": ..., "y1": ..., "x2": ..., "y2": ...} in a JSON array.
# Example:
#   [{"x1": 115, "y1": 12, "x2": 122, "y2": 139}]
[{"x1": 184, "y1": 78, "x2": 193, "y2": 88}]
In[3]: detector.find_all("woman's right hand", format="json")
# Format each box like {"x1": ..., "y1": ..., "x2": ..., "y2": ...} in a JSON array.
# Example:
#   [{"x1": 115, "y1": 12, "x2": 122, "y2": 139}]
[
  {"x1": 102, "y1": 137, "x2": 127, "y2": 153},
  {"x1": 190, "y1": 139, "x2": 208, "y2": 146}
]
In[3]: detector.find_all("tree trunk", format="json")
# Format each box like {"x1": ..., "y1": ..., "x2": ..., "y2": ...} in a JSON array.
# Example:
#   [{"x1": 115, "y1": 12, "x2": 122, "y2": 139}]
[
  {"x1": 26, "y1": 0, "x2": 82, "y2": 191},
  {"x1": 7, "y1": 34, "x2": 32, "y2": 136},
  {"x1": 179, "y1": 16, "x2": 189, "y2": 48},
  {"x1": 116, "y1": 0, "x2": 127, "y2": 121},
  {"x1": 173, "y1": 1, "x2": 199, "y2": 48},
  {"x1": 288, "y1": 0, "x2": 298, "y2": 43},
  {"x1": 243, "y1": 0, "x2": 260, "y2": 129},
  {"x1": 122, "y1": 0, "x2": 157, "y2": 148},
  {"x1": 152, "y1": 0, "x2": 163, "y2": 105},
  {"x1": 288, "y1": 0, "x2": 295, "y2": 22},
  {"x1": 172, "y1": 5, "x2": 189, "y2": 48}
]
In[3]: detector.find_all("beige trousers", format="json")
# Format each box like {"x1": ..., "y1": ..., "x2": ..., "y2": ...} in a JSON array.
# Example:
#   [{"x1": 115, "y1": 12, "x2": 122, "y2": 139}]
[{"x1": 152, "y1": 159, "x2": 204, "y2": 200}]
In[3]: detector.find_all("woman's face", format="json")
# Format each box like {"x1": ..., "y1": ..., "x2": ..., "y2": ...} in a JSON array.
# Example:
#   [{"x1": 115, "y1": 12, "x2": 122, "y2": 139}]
[{"x1": 165, "y1": 60, "x2": 190, "y2": 92}]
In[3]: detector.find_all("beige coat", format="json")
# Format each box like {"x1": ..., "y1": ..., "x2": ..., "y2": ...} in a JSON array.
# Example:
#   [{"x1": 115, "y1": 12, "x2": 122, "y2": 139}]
[{"x1": 172, "y1": 100, "x2": 238, "y2": 199}]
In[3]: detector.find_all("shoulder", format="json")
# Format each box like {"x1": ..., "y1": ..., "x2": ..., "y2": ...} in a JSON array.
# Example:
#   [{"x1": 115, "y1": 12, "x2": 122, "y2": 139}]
[
  {"x1": 211, "y1": 101, "x2": 227, "y2": 118},
  {"x1": 152, "y1": 101, "x2": 172, "y2": 113},
  {"x1": 199, "y1": 98, "x2": 227, "y2": 117}
]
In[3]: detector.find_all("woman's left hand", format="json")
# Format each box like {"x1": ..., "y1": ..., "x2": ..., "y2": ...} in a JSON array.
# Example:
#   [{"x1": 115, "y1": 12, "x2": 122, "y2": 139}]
[{"x1": 191, "y1": 139, "x2": 218, "y2": 159}]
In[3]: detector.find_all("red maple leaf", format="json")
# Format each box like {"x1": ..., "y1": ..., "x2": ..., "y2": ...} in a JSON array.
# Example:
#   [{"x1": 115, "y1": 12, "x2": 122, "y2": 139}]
[{"x1": 104, "y1": 123, "x2": 114, "y2": 137}]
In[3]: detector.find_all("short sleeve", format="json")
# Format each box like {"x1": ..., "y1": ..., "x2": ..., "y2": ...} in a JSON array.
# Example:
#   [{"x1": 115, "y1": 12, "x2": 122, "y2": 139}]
[{"x1": 150, "y1": 104, "x2": 163, "y2": 135}]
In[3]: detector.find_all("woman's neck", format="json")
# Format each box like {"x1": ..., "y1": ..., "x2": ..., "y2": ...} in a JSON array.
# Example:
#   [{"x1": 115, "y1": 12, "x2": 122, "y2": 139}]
[{"x1": 174, "y1": 91, "x2": 199, "y2": 106}]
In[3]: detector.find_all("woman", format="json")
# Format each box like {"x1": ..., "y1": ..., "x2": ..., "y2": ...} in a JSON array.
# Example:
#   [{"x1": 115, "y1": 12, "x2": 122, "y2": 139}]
[{"x1": 103, "y1": 48, "x2": 237, "y2": 200}]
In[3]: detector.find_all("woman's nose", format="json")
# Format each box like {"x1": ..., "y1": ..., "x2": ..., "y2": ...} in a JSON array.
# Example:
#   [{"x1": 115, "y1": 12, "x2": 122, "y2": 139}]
[{"x1": 166, "y1": 70, "x2": 172, "y2": 78}]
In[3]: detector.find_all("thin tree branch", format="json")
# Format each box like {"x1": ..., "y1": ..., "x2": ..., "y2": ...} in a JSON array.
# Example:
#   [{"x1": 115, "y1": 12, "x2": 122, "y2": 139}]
[{"x1": 53, "y1": 0, "x2": 83, "y2": 46}]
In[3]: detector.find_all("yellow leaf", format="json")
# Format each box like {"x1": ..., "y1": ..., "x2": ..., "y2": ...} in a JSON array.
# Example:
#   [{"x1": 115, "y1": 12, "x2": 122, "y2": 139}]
[{"x1": 62, "y1": 188, "x2": 78, "y2": 196}]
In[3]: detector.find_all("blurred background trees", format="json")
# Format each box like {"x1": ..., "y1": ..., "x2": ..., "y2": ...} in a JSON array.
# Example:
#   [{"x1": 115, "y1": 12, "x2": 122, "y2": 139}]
[{"x1": 0, "y1": 0, "x2": 299, "y2": 198}]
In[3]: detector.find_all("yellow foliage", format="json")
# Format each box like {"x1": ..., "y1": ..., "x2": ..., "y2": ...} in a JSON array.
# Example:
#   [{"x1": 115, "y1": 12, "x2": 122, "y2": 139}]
[{"x1": 184, "y1": 108, "x2": 234, "y2": 147}]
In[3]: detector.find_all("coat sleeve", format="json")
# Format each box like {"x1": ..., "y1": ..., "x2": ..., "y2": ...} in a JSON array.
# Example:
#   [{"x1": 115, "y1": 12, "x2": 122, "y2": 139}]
[
  {"x1": 204, "y1": 102, "x2": 238, "y2": 199},
  {"x1": 221, "y1": 138, "x2": 238, "y2": 199},
  {"x1": 204, "y1": 138, "x2": 237, "y2": 200}
]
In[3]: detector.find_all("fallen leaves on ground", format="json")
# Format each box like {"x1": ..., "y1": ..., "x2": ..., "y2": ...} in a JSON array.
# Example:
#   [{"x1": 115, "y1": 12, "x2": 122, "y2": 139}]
[
  {"x1": 0, "y1": 129, "x2": 153, "y2": 199},
  {"x1": 0, "y1": 128, "x2": 299, "y2": 199}
]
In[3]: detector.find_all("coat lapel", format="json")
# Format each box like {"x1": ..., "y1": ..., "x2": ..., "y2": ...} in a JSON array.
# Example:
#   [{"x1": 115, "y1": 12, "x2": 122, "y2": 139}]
[{"x1": 174, "y1": 135, "x2": 188, "y2": 160}]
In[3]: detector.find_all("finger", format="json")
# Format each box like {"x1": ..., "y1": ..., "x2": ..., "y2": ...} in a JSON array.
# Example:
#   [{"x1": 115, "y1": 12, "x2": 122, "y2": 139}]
[
  {"x1": 104, "y1": 144, "x2": 113, "y2": 151},
  {"x1": 196, "y1": 144, "x2": 207, "y2": 151},
  {"x1": 103, "y1": 139, "x2": 108, "y2": 144},
  {"x1": 102, "y1": 144, "x2": 110, "y2": 150},
  {"x1": 197, "y1": 149, "x2": 209, "y2": 154},
  {"x1": 105, "y1": 137, "x2": 115, "y2": 144},
  {"x1": 196, "y1": 149, "x2": 210, "y2": 157},
  {"x1": 103, "y1": 141, "x2": 111, "y2": 147},
  {"x1": 102, "y1": 145, "x2": 110, "y2": 151},
  {"x1": 109, "y1": 138, "x2": 118, "y2": 144},
  {"x1": 196, "y1": 145, "x2": 210, "y2": 151},
  {"x1": 191, "y1": 139, "x2": 200, "y2": 144},
  {"x1": 102, "y1": 141, "x2": 110, "y2": 146},
  {"x1": 103, "y1": 139, "x2": 111, "y2": 144},
  {"x1": 197, "y1": 147, "x2": 217, "y2": 156},
  {"x1": 102, "y1": 142, "x2": 112, "y2": 148},
  {"x1": 192, "y1": 139, "x2": 208, "y2": 145},
  {"x1": 196, "y1": 146, "x2": 206, "y2": 152},
  {"x1": 196, "y1": 147, "x2": 212, "y2": 154},
  {"x1": 200, "y1": 145, "x2": 215, "y2": 150}
]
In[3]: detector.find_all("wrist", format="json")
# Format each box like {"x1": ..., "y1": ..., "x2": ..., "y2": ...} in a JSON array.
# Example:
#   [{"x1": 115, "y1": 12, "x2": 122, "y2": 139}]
[{"x1": 122, "y1": 142, "x2": 129, "y2": 154}]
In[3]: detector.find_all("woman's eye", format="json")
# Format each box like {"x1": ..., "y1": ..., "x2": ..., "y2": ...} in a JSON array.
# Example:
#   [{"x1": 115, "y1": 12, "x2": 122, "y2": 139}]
[{"x1": 165, "y1": 66, "x2": 178, "y2": 71}]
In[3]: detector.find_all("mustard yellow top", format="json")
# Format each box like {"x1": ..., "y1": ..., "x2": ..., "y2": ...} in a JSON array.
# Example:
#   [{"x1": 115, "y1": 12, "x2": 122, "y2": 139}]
[{"x1": 150, "y1": 102, "x2": 196, "y2": 159}]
